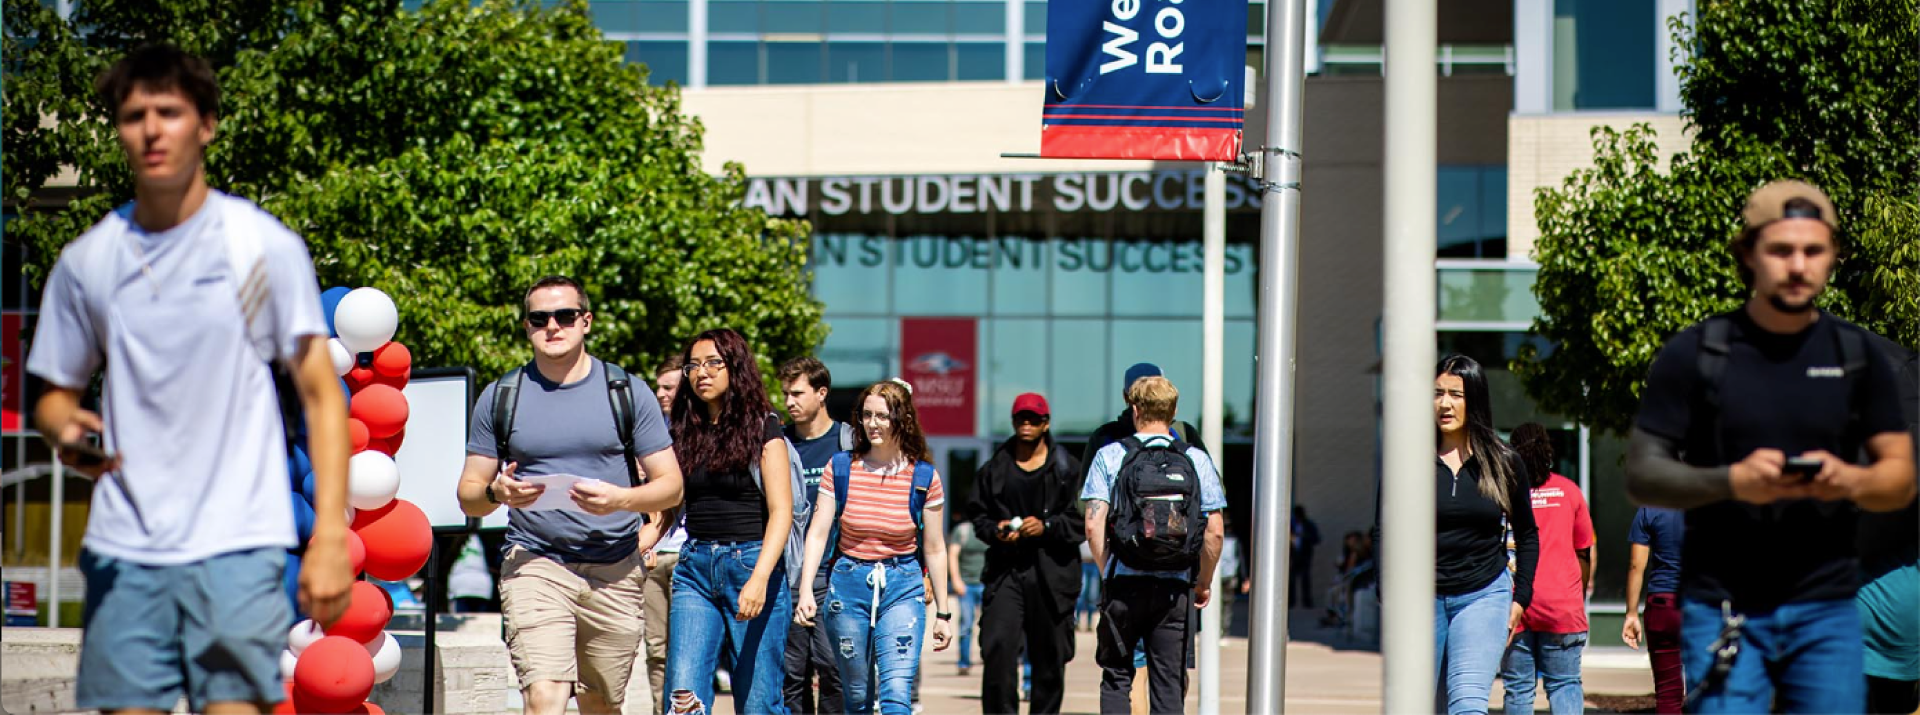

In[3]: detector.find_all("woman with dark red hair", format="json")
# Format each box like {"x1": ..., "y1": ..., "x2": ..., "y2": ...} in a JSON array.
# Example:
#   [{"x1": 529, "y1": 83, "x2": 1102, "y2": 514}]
[{"x1": 664, "y1": 328, "x2": 795, "y2": 715}]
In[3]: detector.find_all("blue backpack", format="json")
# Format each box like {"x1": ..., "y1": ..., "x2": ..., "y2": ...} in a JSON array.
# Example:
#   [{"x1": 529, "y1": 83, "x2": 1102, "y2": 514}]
[{"x1": 826, "y1": 452, "x2": 937, "y2": 563}]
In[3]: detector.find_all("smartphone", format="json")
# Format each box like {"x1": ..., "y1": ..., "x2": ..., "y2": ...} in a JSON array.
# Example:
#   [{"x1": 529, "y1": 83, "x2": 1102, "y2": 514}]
[
  {"x1": 1781, "y1": 456, "x2": 1823, "y2": 483},
  {"x1": 59, "y1": 440, "x2": 112, "y2": 468}
]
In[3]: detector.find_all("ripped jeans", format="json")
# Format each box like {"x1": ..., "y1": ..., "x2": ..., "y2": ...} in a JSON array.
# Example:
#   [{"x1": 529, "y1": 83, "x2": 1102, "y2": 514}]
[
  {"x1": 664, "y1": 540, "x2": 791, "y2": 715},
  {"x1": 825, "y1": 555, "x2": 925, "y2": 715}
]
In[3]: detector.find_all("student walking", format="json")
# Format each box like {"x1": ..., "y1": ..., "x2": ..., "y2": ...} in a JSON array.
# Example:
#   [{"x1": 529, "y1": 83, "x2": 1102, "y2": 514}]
[
  {"x1": 1081, "y1": 376, "x2": 1227, "y2": 715},
  {"x1": 969, "y1": 393, "x2": 1085, "y2": 715},
  {"x1": 28, "y1": 44, "x2": 356, "y2": 715},
  {"x1": 664, "y1": 329, "x2": 797, "y2": 715},
  {"x1": 1622, "y1": 506, "x2": 1686, "y2": 713},
  {"x1": 947, "y1": 511, "x2": 989, "y2": 676},
  {"x1": 1624, "y1": 181, "x2": 1913, "y2": 714},
  {"x1": 1500, "y1": 423, "x2": 1594, "y2": 715},
  {"x1": 636, "y1": 354, "x2": 687, "y2": 710},
  {"x1": 777, "y1": 357, "x2": 856, "y2": 715},
  {"x1": 458, "y1": 275, "x2": 686, "y2": 715},
  {"x1": 1432, "y1": 355, "x2": 1539, "y2": 715},
  {"x1": 795, "y1": 379, "x2": 953, "y2": 715}
]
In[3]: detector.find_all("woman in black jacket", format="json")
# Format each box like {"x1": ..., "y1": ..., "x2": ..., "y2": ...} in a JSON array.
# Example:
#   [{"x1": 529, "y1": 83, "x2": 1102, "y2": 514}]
[{"x1": 1432, "y1": 354, "x2": 1539, "y2": 715}]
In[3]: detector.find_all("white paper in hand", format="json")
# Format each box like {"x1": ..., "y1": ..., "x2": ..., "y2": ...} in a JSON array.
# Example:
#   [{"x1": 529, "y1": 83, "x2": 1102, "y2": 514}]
[{"x1": 519, "y1": 474, "x2": 589, "y2": 513}]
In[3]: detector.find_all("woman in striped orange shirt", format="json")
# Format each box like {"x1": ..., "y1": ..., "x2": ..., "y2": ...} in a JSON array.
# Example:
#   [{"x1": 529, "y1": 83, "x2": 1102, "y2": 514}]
[{"x1": 794, "y1": 380, "x2": 953, "y2": 715}]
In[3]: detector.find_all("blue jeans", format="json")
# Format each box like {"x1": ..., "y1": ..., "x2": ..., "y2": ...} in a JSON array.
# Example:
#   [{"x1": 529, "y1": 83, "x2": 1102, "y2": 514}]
[
  {"x1": 77, "y1": 547, "x2": 291, "y2": 712},
  {"x1": 956, "y1": 580, "x2": 982, "y2": 669},
  {"x1": 1681, "y1": 597, "x2": 1865, "y2": 714},
  {"x1": 826, "y1": 555, "x2": 926, "y2": 715},
  {"x1": 1077, "y1": 562, "x2": 1101, "y2": 624},
  {"x1": 666, "y1": 541, "x2": 791, "y2": 714},
  {"x1": 1433, "y1": 570, "x2": 1513, "y2": 715},
  {"x1": 1501, "y1": 631, "x2": 1586, "y2": 714}
]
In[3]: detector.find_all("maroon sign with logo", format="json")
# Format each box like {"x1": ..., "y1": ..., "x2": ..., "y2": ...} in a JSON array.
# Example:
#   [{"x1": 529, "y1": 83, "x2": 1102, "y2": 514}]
[{"x1": 899, "y1": 318, "x2": 977, "y2": 437}]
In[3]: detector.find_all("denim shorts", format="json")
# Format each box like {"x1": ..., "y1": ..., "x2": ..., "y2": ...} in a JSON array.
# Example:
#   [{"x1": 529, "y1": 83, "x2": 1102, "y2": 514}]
[{"x1": 76, "y1": 547, "x2": 292, "y2": 711}]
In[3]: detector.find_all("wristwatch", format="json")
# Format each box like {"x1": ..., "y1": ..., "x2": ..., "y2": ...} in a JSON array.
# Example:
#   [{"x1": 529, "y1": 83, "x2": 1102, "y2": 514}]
[
  {"x1": 485, "y1": 482, "x2": 500, "y2": 504},
  {"x1": 936, "y1": 611, "x2": 952, "y2": 621}
]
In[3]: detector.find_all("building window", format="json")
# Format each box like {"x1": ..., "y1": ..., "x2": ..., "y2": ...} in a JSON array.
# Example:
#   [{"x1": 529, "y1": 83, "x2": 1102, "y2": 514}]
[
  {"x1": 828, "y1": 42, "x2": 888, "y2": 82},
  {"x1": 953, "y1": 0, "x2": 1004, "y2": 34},
  {"x1": 891, "y1": 40, "x2": 951, "y2": 81},
  {"x1": 1436, "y1": 165, "x2": 1507, "y2": 259},
  {"x1": 826, "y1": 1, "x2": 889, "y2": 33},
  {"x1": 1024, "y1": 0, "x2": 1047, "y2": 34},
  {"x1": 1436, "y1": 265, "x2": 1542, "y2": 327},
  {"x1": 1553, "y1": 0, "x2": 1656, "y2": 110},
  {"x1": 710, "y1": 0, "x2": 759, "y2": 32},
  {"x1": 955, "y1": 42, "x2": 1005, "y2": 81},
  {"x1": 766, "y1": 41, "x2": 824, "y2": 84},
  {"x1": 890, "y1": 1, "x2": 951, "y2": 34},
  {"x1": 709, "y1": 41, "x2": 761, "y2": 84},
  {"x1": 1024, "y1": 41, "x2": 1045, "y2": 80},
  {"x1": 763, "y1": 1, "x2": 824, "y2": 33},
  {"x1": 626, "y1": 41, "x2": 690, "y2": 85},
  {"x1": 593, "y1": 1, "x2": 689, "y2": 33}
]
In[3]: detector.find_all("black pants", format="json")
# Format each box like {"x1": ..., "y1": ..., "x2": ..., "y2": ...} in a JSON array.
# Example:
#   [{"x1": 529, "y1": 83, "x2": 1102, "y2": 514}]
[
  {"x1": 981, "y1": 568, "x2": 1075, "y2": 714},
  {"x1": 1289, "y1": 553, "x2": 1313, "y2": 608},
  {"x1": 1868, "y1": 676, "x2": 1919, "y2": 715},
  {"x1": 1096, "y1": 576, "x2": 1191, "y2": 715},
  {"x1": 784, "y1": 572, "x2": 844, "y2": 714}
]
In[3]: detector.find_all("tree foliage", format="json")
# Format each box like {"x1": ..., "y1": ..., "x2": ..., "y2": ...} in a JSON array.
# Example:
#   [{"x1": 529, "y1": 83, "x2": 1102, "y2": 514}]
[
  {"x1": 1517, "y1": 0, "x2": 1917, "y2": 435},
  {"x1": 4, "y1": 0, "x2": 826, "y2": 381}
]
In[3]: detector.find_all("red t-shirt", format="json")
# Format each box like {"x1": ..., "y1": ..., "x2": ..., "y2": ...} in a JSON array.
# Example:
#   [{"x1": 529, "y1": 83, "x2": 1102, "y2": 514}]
[{"x1": 1521, "y1": 474, "x2": 1594, "y2": 633}]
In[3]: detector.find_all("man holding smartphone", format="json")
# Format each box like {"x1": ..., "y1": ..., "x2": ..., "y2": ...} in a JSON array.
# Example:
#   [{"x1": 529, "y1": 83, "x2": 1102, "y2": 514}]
[
  {"x1": 27, "y1": 45, "x2": 354, "y2": 715},
  {"x1": 1624, "y1": 180, "x2": 1915, "y2": 713}
]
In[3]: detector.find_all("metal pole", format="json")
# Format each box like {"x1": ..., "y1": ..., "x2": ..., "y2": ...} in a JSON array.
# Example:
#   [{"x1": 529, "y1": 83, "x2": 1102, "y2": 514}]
[
  {"x1": 1198, "y1": 163, "x2": 1226, "y2": 715},
  {"x1": 1247, "y1": 0, "x2": 1307, "y2": 710},
  {"x1": 49, "y1": 458, "x2": 63, "y2": 627},
  {"x1": 1381, "y1": 0, "x2": 1438, "y2": 710},
  {"x1": 688, "y1": 0, "x2": 709, "y2": 89}
]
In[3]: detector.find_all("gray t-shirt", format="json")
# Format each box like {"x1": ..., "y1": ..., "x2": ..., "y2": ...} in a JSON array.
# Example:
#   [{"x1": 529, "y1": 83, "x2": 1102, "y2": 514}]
[
  {"x1": 467, "y1": 359, "x2": 672, "y2": 563},
  {"x1": 27, "y1": 192, "x2": 326, "y2": 565}
]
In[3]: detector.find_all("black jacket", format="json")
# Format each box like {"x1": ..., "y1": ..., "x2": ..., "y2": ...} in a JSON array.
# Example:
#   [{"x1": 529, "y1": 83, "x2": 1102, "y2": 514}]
[{"x1": 969, "y1": 433, "x2": 1086, "y2": 613}]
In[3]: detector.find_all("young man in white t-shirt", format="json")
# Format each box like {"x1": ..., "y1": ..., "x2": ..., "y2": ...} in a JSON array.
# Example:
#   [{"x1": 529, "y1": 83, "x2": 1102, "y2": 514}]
[{"x1": 27, "y1": 44, "x2": 354, "y2": 715}]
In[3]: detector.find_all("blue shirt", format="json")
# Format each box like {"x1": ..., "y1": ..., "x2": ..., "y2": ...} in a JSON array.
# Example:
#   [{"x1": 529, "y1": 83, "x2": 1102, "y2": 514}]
[
  {"x1": 1629, "y1": 507, "x2": 1685, "y2": 595},
  {"x1": 785, "y1": 421, "x2": 850, "y2": 504},
  {"x1": 1080, "y1": 432, "x2": 1226, "y2": 580}
]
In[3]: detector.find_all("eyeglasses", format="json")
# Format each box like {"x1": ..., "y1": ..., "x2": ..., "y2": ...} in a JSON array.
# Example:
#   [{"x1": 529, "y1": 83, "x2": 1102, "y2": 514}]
[
  {"x1": 859, "y1": 410, "x2": 894, "y2": 424},
  {"x1": 526, "y1": 308, "x2": 585, "y2": 329},
  {"x1": 683, "y1": 359, "x2": 728, "y2": 376}
]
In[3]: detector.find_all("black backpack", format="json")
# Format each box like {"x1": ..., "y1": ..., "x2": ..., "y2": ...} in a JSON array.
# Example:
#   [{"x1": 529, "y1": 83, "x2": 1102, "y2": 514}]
[
  {"x1": 491, "y1": 361, "x2": 643, "y2": 488},
  {"x1": 1696, "y1": 313, "x2": 1870, "y2": 463},
  {"x1": 1106, "y1": 436, "x2": 1207, "y2": 572}
]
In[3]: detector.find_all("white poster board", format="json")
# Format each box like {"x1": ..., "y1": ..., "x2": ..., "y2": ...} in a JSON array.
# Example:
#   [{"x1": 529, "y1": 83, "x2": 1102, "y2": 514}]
[{"x1": 393, "y1": 369, "x2": 503, "y2": 529}]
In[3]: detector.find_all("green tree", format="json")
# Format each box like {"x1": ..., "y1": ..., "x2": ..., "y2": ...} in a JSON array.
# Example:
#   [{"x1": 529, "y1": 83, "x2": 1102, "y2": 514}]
[
  {"x1": 1517, "y1": 0, "x2": 1918, "y2": 436},
  {"x1": 4, "y1": 0, "x2": 826, "y2": 381}
]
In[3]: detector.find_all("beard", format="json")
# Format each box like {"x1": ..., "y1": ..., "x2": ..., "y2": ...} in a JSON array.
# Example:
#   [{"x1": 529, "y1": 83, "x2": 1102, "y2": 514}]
[{"x1": 1768, "y1": 290, "x2": 1817, "y2": 314}]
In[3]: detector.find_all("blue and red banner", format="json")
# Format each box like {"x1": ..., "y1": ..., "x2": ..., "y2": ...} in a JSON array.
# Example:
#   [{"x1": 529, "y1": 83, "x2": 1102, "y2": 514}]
[{"x1": 1042, "y1": 0, "x2": 1249, "y2": 161}]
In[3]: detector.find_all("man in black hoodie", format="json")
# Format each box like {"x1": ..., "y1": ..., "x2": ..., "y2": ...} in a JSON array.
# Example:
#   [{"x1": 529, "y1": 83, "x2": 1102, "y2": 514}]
[
  {"x1": 1081, "y1": 363, "x2": 1209, "y2": 473},
  {"x1": 970, "y1": 393, "x2": 1085, "y2": 714}
]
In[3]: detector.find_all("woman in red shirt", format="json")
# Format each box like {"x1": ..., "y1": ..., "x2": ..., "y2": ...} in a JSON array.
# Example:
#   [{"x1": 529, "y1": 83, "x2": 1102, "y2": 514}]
[{"x1": 1500, "y1": 422, "x2": 1595, "y2": 714}]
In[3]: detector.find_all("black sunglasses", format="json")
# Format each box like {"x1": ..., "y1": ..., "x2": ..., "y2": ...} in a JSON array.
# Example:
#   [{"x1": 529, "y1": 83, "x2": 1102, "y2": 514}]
[{"x1": 526, "y1": 308, "x2": 585, "y2": 329}]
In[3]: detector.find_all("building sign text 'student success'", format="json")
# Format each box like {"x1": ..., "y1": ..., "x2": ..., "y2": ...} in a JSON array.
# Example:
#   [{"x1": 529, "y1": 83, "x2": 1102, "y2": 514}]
[
  {"x1": 744, "y1": 170, "x2": 1264, "y2": 217},
  {"x1": 812, "y1": 235, "x2": 1252, "y2": 276}
]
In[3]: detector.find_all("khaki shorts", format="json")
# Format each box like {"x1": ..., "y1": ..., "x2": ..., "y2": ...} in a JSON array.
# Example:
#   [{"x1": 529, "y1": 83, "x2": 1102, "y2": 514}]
[{"x1": 500, "y1": 545, "x2": 647, "y2": 706}]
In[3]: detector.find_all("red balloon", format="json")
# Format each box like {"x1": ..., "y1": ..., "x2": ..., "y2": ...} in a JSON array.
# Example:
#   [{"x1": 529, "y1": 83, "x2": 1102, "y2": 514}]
[
  {"x1": 367, "y1": 430, "x2": 404, "y2": 457},
  {"x1": 353, "y1": 703, "x2": 387, "y2": 715},
  {"x1": 292, "y1": 636, "x2": 375, "y2": 710},
  {"x1": 345, "y1": 530, "x2": 367, "y2": 576},
  {"x1": 351, "y1": 501, "x2": 395, "y2": 530},
  {"x1": 369, "y1": 369, "x2": 408, "y2": 391},
  {"x1": 370, "y1": 342, "x2": 411, "y2": 379},
  {"x1": 347, "y1": 419, "x2": 370, "y2": 453},
  {"x1": 323, "y1": 581, "x2": 392, "y2": 645},
  {"x1": 354, "y1": 499, "x2": 431, "y2": 581},
  {"x1": 344, "y1": 366, "x2": 375, "y2": 392},
  {"x1": 349, "y1": 385, "x2": 408, "y2": 439}
]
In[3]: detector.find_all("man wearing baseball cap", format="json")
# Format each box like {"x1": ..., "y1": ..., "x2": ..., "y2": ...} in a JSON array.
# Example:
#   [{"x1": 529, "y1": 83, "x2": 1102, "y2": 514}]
[
  {"x1": 1080, "y1": 363, "x2": 1210, "y2": 476},
  {"x1": 1624, "y1": 180, "x2": 1915, "y2": 713},
  {"x1": 967, "y1": 392, "x2": 1086, "y2": 714}
]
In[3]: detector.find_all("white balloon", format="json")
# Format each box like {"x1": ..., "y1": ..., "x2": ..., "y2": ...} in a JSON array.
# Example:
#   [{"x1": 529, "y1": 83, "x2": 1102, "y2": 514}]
[
  {"x1": 348, "y1": 451, "x2": 401, "y2": 511},
  {"x1": 365, "y1": 631, "x2": 403, "y2": 684},
  {"x1": 334, "y1": 288, "x2": 398, "y2": 354},
  {"x1": 279, "y1": 649, "x2": 299, "y2": 681},
  {"x1": 287, "y1": 619, "x2": 324, "y2": 656},
  {"x1": 327, "y1": 338, "x2": 355, "y2": 377}
]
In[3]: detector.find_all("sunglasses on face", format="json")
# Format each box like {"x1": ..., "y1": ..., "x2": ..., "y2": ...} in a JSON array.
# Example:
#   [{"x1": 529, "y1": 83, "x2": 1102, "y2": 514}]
[{"x1": 525, "y1": 308, "x2": 585, "y2": 329}]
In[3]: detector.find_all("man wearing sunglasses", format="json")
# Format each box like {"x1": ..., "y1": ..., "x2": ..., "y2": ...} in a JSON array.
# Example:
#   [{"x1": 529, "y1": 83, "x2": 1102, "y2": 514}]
[{"x1": 456, "y1": 275, "x2": 686, "y2": 715}]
